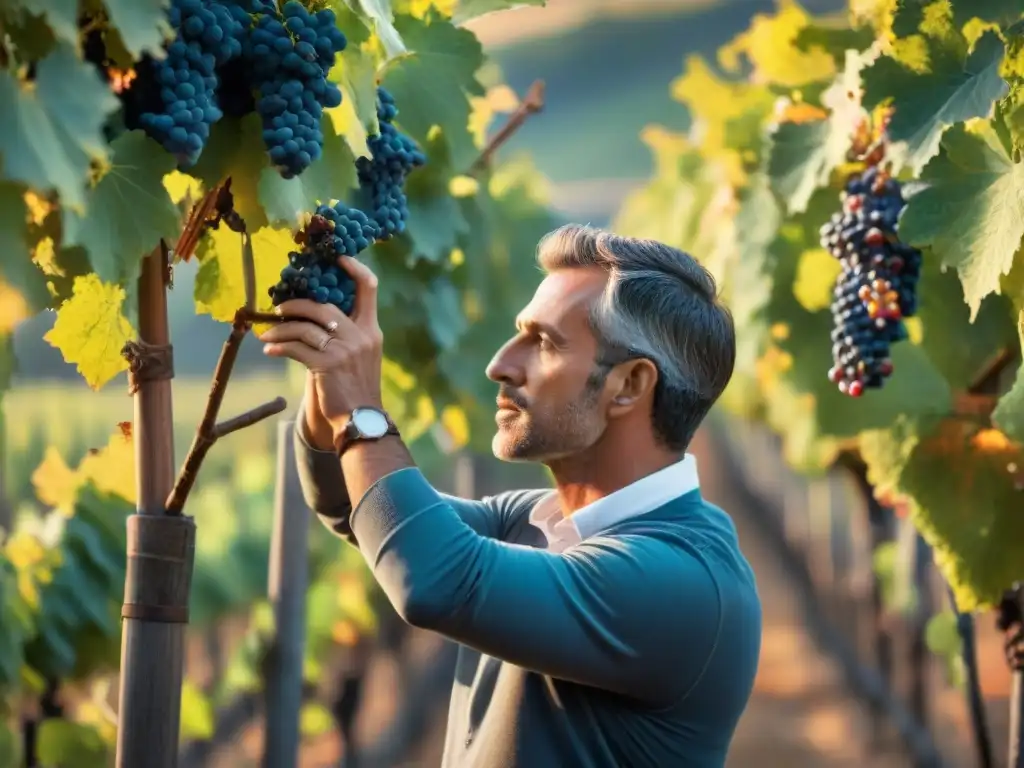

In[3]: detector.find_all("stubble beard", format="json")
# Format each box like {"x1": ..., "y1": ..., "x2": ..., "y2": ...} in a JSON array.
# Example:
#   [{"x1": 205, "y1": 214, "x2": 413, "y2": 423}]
[{"x1": 492, "y1": 372, "x2": 606, "y2": 463}]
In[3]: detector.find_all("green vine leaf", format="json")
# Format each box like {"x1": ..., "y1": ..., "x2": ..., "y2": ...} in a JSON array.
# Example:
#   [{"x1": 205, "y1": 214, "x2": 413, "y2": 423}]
[
  {"x1": 861, "y1": 418, "x2": 1024, "y2": 611},
  {"x1": 380, "y1": 13, "x2": 485, "y2": 173},
  {"x1": 340, "y1": 0, "x2": 407, "y2": 60},
  {"x1": 257, "y1": 119, "x2": 358, "y2": 228},
  {"x1": 862, "y1": 30, "x2": 1009, "y2": 173},
  {"x1": 952, "y1": 0, "x2": 1024, "y2": 27},
  {"x1": 3, "y1": 0, "x2": 79, "y2": 46},
  {"x1": 0, "y1": 182, "x2": 50, "y2": 312},
  {"x1": 62, "y1": 131, "x2": 181, "y2": 285},
  {"x1": 766, "y1": 50, "x2": 865, "y2": 214},
  {"x1": 899, "y1": 125, "x2": 1024, "y2": 319},
  {"x1": 36, "y1": 718, "x2": 110, "y2": 768},
  {"x1": 0, "y1": 43, "x2": 119, "y2": 210},
  {"x1": 102, "y1": 0, "x2": 173, "y2": 59},
  {"x1": 451, "y1": 0, "x2": 546, "y2": 25},
  {"x1": 190, "y1": 114, "x2": 271, "y2": 230}
]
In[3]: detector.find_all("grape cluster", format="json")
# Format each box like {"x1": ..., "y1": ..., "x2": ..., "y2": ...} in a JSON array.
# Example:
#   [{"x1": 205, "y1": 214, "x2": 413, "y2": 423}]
[
  {"x1": 356, "y1": 87, "x2": 428, "y2": 239},
  {"x1": 248, "y1": 0, "x2": 346, "y2": 177},
  {"x1": 268, "y1": 86, "x2": 427, "y2": 316},
  {"x1": 268, "y1": 212, "x2": 363, "y2": 313},
  {"x1": 119, "y1": 0, "x2": 346, "y2": 174},
  {"x1": 131, "y1": 0, "x2": 245, "y2": 165},
  {"x1": 820, "y1": 166, "x2": 922, "y2": 397}
]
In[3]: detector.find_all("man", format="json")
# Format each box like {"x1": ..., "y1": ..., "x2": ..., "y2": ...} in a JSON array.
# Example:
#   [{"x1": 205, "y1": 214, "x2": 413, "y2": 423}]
[{"x1": 259, "y1": 224, "x2": 762, "y2": 767}]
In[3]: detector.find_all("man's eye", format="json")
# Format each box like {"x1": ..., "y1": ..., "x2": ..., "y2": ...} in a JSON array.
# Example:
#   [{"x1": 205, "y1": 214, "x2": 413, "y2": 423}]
[{"x1": 538, "y1": 337, "x2": 555, "y2": 351}]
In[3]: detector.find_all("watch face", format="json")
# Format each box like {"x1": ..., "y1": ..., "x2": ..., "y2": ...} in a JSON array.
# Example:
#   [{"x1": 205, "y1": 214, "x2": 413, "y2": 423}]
[{"x1": 352, "y1": 408, "x2": 389, "y2": 438}]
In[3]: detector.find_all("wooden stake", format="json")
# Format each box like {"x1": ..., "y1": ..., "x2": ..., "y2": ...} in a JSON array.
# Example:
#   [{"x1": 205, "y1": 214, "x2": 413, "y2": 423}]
[
  {"x1": 262, "y1": 420, "x2": 310, "y2": 768},
  {"x1": 116, "y1": 247, "x2": 196, "y2": 768}
]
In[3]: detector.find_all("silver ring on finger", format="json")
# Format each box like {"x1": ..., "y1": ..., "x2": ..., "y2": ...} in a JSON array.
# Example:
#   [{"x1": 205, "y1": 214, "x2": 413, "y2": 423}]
[
  {"x1": 318, "y1": 335, "x2": 333, "y2": 352},
  {"x1": 325, "y1": 320, "x2": 339, "y2": 334}
]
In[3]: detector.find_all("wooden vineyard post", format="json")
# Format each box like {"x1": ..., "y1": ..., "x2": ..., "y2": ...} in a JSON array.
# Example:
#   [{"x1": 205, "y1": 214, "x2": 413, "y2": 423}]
[
  {"x1": 262, "y1": 419, "x2": 310, "y2": 768},
  {"x1": 116, "y1": 245, "x2": 197, "y2": 768}
]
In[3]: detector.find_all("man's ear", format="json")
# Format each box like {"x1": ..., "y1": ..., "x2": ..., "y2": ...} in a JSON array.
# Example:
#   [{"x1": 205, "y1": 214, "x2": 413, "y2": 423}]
[{"x1": 606, "y1": 358, "x2": 658, "y2": 417}]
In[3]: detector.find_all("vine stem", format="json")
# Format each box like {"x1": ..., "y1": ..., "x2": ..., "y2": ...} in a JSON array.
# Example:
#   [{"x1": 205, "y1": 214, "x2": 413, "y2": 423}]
[
  {"x1": 165, "y1": 191, "x2": 285, "y2": 515},
  {"x1": 468, "y1": 79, "x2": 545, "y2": 176}
]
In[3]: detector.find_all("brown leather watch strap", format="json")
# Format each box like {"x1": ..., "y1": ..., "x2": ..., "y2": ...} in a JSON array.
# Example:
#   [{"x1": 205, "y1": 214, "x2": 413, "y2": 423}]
[{"x1": 334, "y1": 408, "x2": 400, "y2": 457}]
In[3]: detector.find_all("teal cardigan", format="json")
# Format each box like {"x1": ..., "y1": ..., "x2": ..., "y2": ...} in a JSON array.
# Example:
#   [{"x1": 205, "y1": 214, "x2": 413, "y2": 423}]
[{"x1": 295, "y1": 425, "x2": 762, "y2": 767}]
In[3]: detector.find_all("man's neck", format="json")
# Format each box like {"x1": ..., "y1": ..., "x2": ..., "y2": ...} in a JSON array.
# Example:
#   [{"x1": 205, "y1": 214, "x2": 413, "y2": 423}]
[{"x1": 546, "y1": 442, "x2": 683, "y2": 517}]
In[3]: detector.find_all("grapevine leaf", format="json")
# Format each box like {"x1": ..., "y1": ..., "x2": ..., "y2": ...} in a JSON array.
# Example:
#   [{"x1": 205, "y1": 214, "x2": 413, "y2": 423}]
[
  {"x1": 792, "y1": 21, "x2": 875, "y2": 66},
  {"x1": 952, "y1": 0, "x2": 1024, "y2": 27},
  {"x1": 899, "y1": 126, "x2": 1024, "y2": 318},
  {"x1": 718, "y1": 0, "x2": 837, "y2": 88},
  {"x1": 861, "y1": 420, "x2": 1024, "y2": 611},
  {"x1": 3, "y1": 0, "x2": 79, "y2": 46},
  {"x1": 36, "y1": 718, "x2": 109, "y2": 768},
  {"x1": 258, "y1": 120, "x2": 358, "y2": 227},
  {"x1": 992, "y1": 311, "x2": 1024, "y2": 441},
  {"x1": 62, "y1": 131, "x2": 181, "y2": 285},
  {"x1": 424, "y1": 276, "x2": 467, "y2": 350},
  {"x1": 767, "y1": 50, "x2": 864, "y2": 214},
  {"x1": 0, "y1": 43, "x2": 119, "y2": 210},
  {"x1": 194, "y1": 226, "x2": 292, "y2": 322},
  {"x1": 331, "y1": 45, "x2": 380, "y2": 149},
  {"x1": 180, "y1": 680, "x2": 215, "y2": 741},
  {"x1": 341, "y1": 0, "x2": 407, "y2": 60},
  {"x1": 42, "y1": 274, "x2": 134, "y2": 390},
  {"x1": 405, "y1": 134, "x2": 468, "y2": 261},
  {"x1": 727, "y1": 174, "x2": 781, "y2": 375},
  {"x1": 190, "y1": 114, "x2": 271, "y2": 231},
  {"x1": 380, "y1": 14, "x2": 485, "y2": 173},
  {"x1": 101, "y1": 0, "x2": 173, "y2": 58},
  {"x1": 0, "y1": 183, "x2": 50, "y2": 312},
  {"x1": 915, "y1": 253, "x2": 1018, "y2": 389},
  {"x1": 862, "y1": 30, "x2": 1009, "y2": 173},
  {"x1": 450, "y1": 0, "x2": 546, "y2": 25}
]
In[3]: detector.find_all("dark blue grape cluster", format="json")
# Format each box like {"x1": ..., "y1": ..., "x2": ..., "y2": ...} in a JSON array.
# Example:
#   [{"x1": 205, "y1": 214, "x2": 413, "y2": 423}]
[
  {"x1": 268, "y1": 86, "x2": 427, "y2": 316},
  {"x1": 269, "y1": 246, "x2": 357, "y2": 314},
  {"x1": 356, "y1": 87, "x2": 427, "y2": 239},
  {"x1": 125, "y1": 0, "x2": 347, "y2": 175},
  {"x1": 247, "y1": 0, "x2": 346, "y2": 177},
  {"x1": 136, "y1": 0, "x2": 245, "y2": 165},
  {"x1": 820, "y1": 166, "x2": 922, "y2": 397}
]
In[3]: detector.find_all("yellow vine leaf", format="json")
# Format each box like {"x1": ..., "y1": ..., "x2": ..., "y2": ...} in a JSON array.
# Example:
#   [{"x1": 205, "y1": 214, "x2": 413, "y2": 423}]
[
  {"x1": 31, "y1": 447, "x2": 81, "y2": 511},
  {"x1": 43, "y1": 274, "x2": 135, "y2": 390},
  {"x1": 718, "y1": 0, "x2": 836, "y2": 88},
  {"x1": 79, "y1": 430, "x2": 137, "y2": 504},
  {"x1": 163, "y1": 171, "x2": 202, "y2": 205},
  {"x1": 0, "y1": 282, "x2": 30, "y2": 333},
  {"x1": 440, "y1": 405, "x2": 470, "y2": 451},
  {"x1": 777, "y1": 102, "x2": 829, "y2": 124},
  {"x1": 194, "y1": 225, "x2": 292, "y2": 323}
]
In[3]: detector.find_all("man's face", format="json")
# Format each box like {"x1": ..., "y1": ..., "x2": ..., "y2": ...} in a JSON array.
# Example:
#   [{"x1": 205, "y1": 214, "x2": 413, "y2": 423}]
[{"x1": 486, "y1": 267, "x2": 611, "y2": 462}]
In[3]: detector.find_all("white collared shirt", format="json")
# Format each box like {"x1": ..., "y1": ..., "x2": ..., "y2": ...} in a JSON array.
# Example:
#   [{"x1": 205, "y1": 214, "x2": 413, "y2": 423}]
[{"x1": 528, "y1": 454, "x2": 701, "y2": 553}]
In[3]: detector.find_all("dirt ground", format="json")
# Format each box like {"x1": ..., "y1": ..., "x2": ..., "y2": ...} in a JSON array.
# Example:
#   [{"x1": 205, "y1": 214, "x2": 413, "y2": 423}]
[{"x1": 211, "y1": 428, "x2": 1013, "y2": 767}]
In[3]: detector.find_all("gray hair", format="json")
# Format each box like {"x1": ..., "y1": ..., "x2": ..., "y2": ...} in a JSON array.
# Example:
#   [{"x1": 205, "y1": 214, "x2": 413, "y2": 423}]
[{"x1": 536, "y1": 224, "x2": 735, "y2": 452}]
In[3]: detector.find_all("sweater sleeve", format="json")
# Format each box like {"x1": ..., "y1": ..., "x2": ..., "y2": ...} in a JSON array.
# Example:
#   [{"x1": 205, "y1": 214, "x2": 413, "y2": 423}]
[
  {"x1": 349, "y1": 466, "x2": 722, "y2": 706},
  {"x1": 292, "y1": 415, "x2": 503, "y2": 543}
]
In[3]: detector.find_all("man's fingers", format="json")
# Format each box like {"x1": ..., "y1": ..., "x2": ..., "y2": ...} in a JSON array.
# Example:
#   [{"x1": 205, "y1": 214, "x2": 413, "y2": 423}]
[
  {"x1": 339, "y1": 256, "x2": 379, "y2": 329},
  {"x1": 274, "y1": 297, "x2": 352, "y2": 332},
  {"x1": 262, "y1": 340, "x2": 327, "y2": 368},
  {"x1": 258, "y1": 320, "x2": 335, "y2": 350}
]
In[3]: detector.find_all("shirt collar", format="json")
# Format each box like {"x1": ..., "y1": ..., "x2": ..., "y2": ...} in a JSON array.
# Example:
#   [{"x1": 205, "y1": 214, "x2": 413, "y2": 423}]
[{"x1": 529, "y1": 454, "x2": 700, "y2": 551}]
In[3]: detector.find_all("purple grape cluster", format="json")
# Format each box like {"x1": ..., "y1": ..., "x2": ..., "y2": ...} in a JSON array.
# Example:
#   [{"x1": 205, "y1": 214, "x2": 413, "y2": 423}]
[{"x1": 819, "y1": 166, "x2": 922, "y2": 397}]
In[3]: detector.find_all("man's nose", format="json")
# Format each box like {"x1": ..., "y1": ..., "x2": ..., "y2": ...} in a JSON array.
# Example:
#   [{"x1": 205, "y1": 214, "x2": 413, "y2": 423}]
[{"x1": 485, "y1": 340, "x2": 525, "y2": 387}]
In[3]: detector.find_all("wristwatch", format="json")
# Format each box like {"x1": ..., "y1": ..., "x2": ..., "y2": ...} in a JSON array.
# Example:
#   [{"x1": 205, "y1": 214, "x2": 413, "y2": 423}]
[{"x1": 335, "y1": 406, "x2": 400, "y2": 457}]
